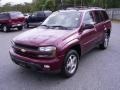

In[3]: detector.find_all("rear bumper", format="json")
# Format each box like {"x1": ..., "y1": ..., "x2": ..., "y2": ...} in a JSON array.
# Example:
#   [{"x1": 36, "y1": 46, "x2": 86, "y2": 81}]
[{"x1": 9, "y1": 48, "x2": 63, "y2": 73}]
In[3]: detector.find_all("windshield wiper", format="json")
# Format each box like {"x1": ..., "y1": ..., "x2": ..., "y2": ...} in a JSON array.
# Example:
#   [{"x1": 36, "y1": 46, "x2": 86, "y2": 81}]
[
  {"x1": 40, "y1": 25, "x2": 50, "y2": 27},
  {"x1": 50, "y1": 25, "x2": 69, "y2": 29}
]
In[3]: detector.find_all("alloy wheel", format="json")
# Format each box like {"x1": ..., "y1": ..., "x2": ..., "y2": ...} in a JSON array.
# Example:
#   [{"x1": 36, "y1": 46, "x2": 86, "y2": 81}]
[{"x1": 65, "y1": 54, "x2": 78, "y2": 74}]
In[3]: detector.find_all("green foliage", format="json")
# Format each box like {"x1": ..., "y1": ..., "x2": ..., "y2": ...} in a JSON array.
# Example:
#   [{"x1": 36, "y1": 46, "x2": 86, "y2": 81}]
[
  {"x1": 0, "y1": 0, "x2": 120, "y2": 13},
  {"x1": 0, "y1": 3, "x2": 32, "y2": 13},
  {"x1": 32, "y1": 0, "x2": 56, "y2": 11},
  {"x1": 44, "y1": 0, "x2": 56, "y2": 11}
]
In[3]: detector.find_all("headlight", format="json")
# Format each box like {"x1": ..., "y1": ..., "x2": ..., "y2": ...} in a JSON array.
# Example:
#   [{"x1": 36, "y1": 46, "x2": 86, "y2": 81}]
[
  {"x1": 39, "y1": 46, "x2": 56, "y2": 52},
  {"x1": 38, "y1": 46, "x2": 56, "y2": 58}
]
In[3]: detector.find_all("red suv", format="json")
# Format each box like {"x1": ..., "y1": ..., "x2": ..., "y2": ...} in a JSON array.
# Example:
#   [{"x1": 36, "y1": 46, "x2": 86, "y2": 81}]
[
  {"x1": 0, "y1": 11, "x2": 25, "y2": 32},
  {"x1": 10, "y1": 7, "x2": 111, "y2": 78}
]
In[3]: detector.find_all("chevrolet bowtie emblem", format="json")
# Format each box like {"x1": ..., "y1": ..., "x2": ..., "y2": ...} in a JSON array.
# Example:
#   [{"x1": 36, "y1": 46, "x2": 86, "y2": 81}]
[{"x1": 21, "y1": 49, "x2": 26, "y2": 52}]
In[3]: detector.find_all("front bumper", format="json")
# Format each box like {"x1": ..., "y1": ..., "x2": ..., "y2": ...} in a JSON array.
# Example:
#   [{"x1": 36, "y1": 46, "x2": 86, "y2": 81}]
[
  {"x1": 9, "y1": 48, "x2": 63, "y2": 73},
  {"x1": 11, "y1": 24, "x2": 23, "y2": 28}
]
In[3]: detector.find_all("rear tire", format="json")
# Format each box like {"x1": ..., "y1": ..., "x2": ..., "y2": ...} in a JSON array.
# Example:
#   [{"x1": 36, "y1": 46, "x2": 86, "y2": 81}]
[
  {"x1": 27, "y1": 23, "x2": 29, "y2": 28},
  {"x1": 24, "y1": 22, "x2": 29, "y2": 28},
  {"x1": 18, "y1": 26, "x2": 23, "y2": 30},
  {"x1": 99, "y1": 32, "x2": 110, "y2": 49},
  {"x1": 61, "y1": 50, "x2": 79, "y2": 78}
]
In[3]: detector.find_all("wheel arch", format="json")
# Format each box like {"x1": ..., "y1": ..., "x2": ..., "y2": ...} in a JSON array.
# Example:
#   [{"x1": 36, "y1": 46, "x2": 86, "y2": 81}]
[{"x1": 62, "y1": 40, "x2": 82, "y2": 57}]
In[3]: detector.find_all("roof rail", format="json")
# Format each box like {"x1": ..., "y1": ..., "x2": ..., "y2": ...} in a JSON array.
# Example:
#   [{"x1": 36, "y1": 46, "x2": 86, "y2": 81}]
[{"x1": 66, "y1": 6, "x2": 103, "y2": 10}]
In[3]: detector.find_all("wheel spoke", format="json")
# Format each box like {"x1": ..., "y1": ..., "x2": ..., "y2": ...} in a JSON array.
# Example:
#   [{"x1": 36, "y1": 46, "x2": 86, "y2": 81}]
[
  {"x1": 104, "y1": 34, "x2": 109, "y2": 48},
  {"x1": 66, "y1": 54, "x2": 78, "y2": 74}
]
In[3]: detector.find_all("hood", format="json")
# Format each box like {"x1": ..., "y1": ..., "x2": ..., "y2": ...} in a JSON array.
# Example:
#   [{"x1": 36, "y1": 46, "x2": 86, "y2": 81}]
[{"x1": 13, "y1": 27, "x2": 77, "y2": 47}]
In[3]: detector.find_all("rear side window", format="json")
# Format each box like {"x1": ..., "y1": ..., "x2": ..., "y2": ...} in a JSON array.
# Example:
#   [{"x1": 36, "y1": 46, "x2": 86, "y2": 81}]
[
  {"x1": 10, "y1": 12, "x2": 24, "y2": 19},
  {"x1": 32, "y1": 11, "x2": 45, "y2": 17},
  {"x1": 0, "y1": 13, "x2": 9, "y2": 20},
  {"x1": 101, "y1": 11, "x2": 109, "y2": 21},
  {"x1": 37, "y1": 12, "x2": 45, "y2": 17},
  {"x1": 44, "y1": 11, "x2": 52, "y2": 17},
  {"x1": 93, "y1": 11, "x2": 103, "y2": 24},
  {"x1": 83, "y1": 12, "x2": 94, "y2": 24}
]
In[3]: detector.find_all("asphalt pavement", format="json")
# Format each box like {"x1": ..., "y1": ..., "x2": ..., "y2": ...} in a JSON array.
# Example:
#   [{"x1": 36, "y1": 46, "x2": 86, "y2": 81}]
[{"x1": 0, "y1": 22, "x2": 120, "y2": 90}]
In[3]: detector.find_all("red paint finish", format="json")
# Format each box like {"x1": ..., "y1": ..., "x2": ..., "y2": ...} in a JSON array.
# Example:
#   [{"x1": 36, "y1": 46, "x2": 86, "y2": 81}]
[
  {"x1": 0, "y1": 11, "x2": 25, "y2": 28},
  {"x1": 10, "y1": 8, "x2": 111, "y2": 72}
]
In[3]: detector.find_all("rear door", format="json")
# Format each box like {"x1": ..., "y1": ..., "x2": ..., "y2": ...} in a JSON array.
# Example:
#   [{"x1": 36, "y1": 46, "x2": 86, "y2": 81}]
[
  {"x1": 92, "y1": 10, "x2": 105, "y2": 43},
  {"x1": 29, "y1": 11, "x2": 45, "y2": 23},
  {"x1": 101, "y1": 11, "x2": 111, "y2": 30},
  {"x1": 80, "y1": 11, "x2": 97, "y2": 54}
]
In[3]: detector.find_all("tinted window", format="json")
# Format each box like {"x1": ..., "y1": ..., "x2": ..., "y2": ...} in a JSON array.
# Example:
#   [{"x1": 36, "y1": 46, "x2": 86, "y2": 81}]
[
  {"x1": 32, "y1": 11, "x2": 45, "y2": 17},
  {"x1": 101, "y1": 11, "x2": 109, "y2": 21},
  {"x1": 10, "y1": 12, "x2": 24, "y2": 19},
  {"x1": 37, "y1": 12, "x2": 45, "y2": 17},
  {"x1": 0, "y1": 13, "x2": 9, "y2": 20},
  {"x1": 94, "y1": 11, "x2": 103, "y2": 24},
  {"x1": 44, "y1": 11, "x2": 52, "y2": 17},
  {"x1": 42, "y1": 11, "x2": 81, "y2": 28},
  {"x1": 83, "y1": 12, "x2": 94, "y2": 24}
]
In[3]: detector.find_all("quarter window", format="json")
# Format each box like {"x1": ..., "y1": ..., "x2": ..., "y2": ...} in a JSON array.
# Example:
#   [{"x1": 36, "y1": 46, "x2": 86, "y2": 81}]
[{"x1": 101, "y1": 11, "x2": 109, "y2": 21}]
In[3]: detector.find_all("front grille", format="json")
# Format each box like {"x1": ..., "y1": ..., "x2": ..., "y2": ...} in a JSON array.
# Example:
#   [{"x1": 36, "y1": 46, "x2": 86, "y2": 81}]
[
  {"x1": 15, "y1": 43, "x2": 38, "y2": 50},
  {"x1": 16, "y1": 50, "x2": 40, "y2": 59},
  {"x1": 13, "y1": 43, "x2": 40, "y2": 59}
]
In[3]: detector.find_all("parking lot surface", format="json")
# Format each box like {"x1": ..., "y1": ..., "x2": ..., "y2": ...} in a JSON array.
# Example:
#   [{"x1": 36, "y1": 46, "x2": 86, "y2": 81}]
[{"x1": 0, "y1": 22, "x2": 120, "y2": 90}]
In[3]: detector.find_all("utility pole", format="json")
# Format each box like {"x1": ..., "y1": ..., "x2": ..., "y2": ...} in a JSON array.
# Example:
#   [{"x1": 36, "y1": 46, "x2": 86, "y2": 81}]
[
  {"x1": 81, "y1": 0, "x2": 83, "y2": 6},
  {"x1": 0, "y1": 0, "x2": 1, "y2": 7},
  {"x1": 74, "y1": 0, "x2": 77, "y2": 7},
  {"x1": 61, "y1": 0, "x2": 63, "y2": 9}
]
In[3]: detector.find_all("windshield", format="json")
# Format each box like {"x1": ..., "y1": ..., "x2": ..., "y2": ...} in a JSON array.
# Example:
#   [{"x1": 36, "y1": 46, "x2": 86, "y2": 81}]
[
  {"x1": 41, "y1": 11, "x2": 81, "y2": 29},
  {"x1": 10, "y1": 12, "x2": 24, "y2": 19}
]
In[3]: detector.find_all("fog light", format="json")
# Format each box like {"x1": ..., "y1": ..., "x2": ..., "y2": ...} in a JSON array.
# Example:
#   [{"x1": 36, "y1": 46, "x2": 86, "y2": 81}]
[{"x1": 44, "y1": 65, "x2": 50, "y2": 69}]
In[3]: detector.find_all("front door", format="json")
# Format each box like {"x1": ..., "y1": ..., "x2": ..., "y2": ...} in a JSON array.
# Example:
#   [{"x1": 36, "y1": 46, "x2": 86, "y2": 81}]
[{"x1": 80, "y1": 11, "x2": 97, "y2": 55}]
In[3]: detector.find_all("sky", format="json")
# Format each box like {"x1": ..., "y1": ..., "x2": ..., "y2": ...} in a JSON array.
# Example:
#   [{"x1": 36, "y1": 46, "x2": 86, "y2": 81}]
[{"x1": 0, "y1": 0, "x2": 33, "y2": 5}]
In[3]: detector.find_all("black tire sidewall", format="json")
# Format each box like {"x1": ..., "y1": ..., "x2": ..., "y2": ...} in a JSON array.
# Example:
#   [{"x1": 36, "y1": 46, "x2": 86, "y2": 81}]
[
  {"x1": 24, "y1": 22, "x2": 29, "y2": 28},
  {"x1": 62, "y1": 50, "x2": 79, "y2": 78},
  {"x1": 18, "y1": 26, "x2": 23, "y2": 30},
  {"x1": 99, "y1": 32, "x2": 109, "y2": 49}
]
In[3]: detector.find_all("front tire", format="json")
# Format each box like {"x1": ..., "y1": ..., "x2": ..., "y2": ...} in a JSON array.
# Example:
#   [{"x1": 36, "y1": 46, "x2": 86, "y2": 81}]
[
  {"x1": 99, "y1": 32, "x2": 110, "y2": 49},
  {"x1": 2, "y1": 25, "x2": 10, "y2": 32},
  {"x1": 61, "y1": 50, "x2": 79, "y2": 78}
]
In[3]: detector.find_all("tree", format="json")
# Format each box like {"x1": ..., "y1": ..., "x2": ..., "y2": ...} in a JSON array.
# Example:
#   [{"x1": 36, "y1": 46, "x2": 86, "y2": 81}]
[
  {"x1": 0, "y1": 2, "x2": 32, "y2": 13},
  {"x1": 0, "y1": 0, "x2": 120, "y2": 13}
]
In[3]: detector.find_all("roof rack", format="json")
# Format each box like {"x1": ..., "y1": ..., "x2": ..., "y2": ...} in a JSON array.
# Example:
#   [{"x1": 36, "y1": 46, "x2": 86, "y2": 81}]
[{"x1": 66, "y1": 6, "x2": 103, "y2": 10}]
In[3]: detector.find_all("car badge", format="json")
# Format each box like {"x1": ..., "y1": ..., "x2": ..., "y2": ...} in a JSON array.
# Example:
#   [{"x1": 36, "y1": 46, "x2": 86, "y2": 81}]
[{"x1": 21, "y1": 49, "x2": 26, "y2": 52}]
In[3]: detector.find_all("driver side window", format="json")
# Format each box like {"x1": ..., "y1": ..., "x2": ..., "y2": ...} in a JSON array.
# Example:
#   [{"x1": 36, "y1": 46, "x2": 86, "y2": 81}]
[{"x1": 83, "y1": 12, "x2": 94, "y2": 25}]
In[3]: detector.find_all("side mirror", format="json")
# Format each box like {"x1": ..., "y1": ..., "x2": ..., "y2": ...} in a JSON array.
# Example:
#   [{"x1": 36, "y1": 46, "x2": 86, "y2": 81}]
[{"x1": 82, "y1": 24, "x2": 94, "y2": 30}]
